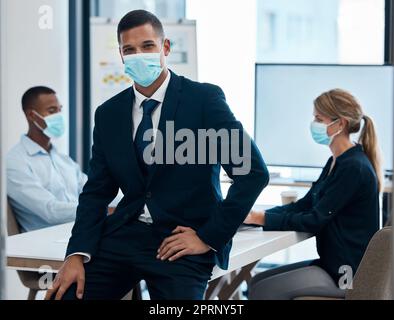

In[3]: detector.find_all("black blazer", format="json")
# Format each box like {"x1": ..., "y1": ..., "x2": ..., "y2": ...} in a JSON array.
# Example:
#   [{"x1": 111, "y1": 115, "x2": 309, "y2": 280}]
[
  {"x1": 67, "y1": 71, "x2": 269, "y2": 269},
  {"x1": 264, "y1": 144, "x2": 379, "y2": 280}
]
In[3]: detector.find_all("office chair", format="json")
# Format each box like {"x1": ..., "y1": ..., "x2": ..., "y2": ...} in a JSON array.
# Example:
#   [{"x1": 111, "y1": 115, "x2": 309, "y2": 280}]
[
  {"x1": 7, "y1": 199, "x2": 44, "y2": 300},
  {"x1": 294, "y1": 226, "x2": 393, "y2": 300}
]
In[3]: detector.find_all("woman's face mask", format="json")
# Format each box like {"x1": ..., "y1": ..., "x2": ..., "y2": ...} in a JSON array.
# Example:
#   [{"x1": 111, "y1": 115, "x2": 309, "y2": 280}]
[{"x1": 310, "y1": 119, "x2": 342, "y2": 146}]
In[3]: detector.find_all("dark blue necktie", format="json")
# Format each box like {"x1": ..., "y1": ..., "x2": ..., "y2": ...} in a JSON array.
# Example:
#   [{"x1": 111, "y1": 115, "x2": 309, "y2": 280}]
[{"x1": 134, "y1": 99, "x2": 160, "y2": 176}]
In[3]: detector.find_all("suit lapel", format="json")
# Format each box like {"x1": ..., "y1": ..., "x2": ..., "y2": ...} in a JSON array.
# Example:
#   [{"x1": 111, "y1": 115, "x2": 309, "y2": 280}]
[
  {"x1": 119, "y1": 87, "x2": 145, "y2": 185},
  {"x1": 147, "y1": 71, "x2": 183, "y2": 186}
]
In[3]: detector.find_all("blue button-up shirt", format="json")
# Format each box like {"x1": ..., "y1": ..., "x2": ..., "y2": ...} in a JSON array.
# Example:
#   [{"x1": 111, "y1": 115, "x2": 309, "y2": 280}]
[{"x1": 6, "y1": 135, "x2": 87, "y2": 232}]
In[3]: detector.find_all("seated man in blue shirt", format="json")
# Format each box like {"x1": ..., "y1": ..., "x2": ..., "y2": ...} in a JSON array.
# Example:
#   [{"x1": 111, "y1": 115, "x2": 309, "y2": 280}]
[{"x1": 7, "y1": 86, "x2": 87, "y2": 232}]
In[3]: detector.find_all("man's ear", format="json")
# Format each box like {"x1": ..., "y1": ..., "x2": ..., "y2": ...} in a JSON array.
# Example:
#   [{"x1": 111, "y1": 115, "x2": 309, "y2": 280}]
[
  {"x1": 163, "y1": 38, "x2": 171, "y2": 57},
  {"x1": 25, "y1": 109, "x2": 35, "y2": 122}
]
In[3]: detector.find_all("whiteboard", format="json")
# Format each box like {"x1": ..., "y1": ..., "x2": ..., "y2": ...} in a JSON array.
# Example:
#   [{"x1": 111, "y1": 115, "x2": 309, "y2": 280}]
[{"x1": 90, "y1": 17, "x2": 198, "y2": 135}]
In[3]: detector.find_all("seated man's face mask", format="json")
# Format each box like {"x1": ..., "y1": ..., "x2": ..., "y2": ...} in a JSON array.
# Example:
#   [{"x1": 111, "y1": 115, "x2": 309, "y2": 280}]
[{"x1": 33, "y1": 110, "x2": 66, "y2": 139}]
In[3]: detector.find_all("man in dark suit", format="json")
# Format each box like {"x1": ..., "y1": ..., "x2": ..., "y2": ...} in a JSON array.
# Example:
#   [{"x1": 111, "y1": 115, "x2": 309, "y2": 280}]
[{"x1": 46, "y1": 10, "x2": 269, "y2": 300}]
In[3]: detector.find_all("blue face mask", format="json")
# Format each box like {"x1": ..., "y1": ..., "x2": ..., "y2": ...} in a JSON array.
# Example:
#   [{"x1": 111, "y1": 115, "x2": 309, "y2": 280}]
[
  {"x1": 310, "y1": 119, "x2": 341, "y2": 146},
  {"x1": 33, "y1": 111, "x2": 66, "y2": 139},
  {"x1": 123, "y1": 51, "x2": 163, "y2": 87}
]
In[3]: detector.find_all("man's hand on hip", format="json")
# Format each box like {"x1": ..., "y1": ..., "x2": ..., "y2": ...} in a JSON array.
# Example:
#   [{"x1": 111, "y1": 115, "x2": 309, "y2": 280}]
[
  {"x1": 157, "y1": 226, "x2": 210, "y2": 262},
  {"x1": 45, "y1": 255, "x2": 86, "y2": 300}
]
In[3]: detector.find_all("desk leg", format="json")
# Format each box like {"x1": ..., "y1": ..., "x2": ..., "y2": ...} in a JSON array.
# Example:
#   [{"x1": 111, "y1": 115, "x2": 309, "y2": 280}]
[
  {"x1": 205, "y1": 276, "x2": 228, "y2": 300},
  {"x1": 132, "y1": 282, "x2": 142, "y2": 300},
  {"x1": 205, "y1": 261, "x2": 258, "y2": 300},
  {"x1": 122, "y1": 282, "x2": 142, "y2": 300}
]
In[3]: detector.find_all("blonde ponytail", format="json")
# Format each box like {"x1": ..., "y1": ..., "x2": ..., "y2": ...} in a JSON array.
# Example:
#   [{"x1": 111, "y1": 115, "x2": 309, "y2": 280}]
[{"x1": 359, "y1": 115, "x2": 383, "y2": 192}]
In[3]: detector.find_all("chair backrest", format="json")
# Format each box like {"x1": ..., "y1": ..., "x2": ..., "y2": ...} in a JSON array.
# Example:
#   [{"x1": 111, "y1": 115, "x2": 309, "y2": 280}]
[
  {"x1": 7, "y1": 199, "x2": 21, "y2": 236},
  {"x1": 385, "y1": 214, "x2": 392, "y2": 227},
  {"x1": 346, "y1": 227, "x2": 393, "y2": 300}
]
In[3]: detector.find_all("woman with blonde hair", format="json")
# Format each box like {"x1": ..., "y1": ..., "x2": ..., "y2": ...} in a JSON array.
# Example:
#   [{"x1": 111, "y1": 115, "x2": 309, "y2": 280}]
[{"x1": 246, "y1": 89, "x2": 381, "y2": 300}]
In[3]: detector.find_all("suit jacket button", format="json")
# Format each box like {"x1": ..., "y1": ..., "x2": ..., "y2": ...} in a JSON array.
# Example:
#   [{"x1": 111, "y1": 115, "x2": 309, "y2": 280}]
[{"x1": 146, "y1": 192, "x2": 152, "y2": 199}]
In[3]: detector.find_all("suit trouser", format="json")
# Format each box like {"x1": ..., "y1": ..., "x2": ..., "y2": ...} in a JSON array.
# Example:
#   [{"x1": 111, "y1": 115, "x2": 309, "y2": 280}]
[
  {"x1": 62, "y1": 220, "x2": 215, "y2": 300},
  {"x1": 248, "y1": 260, "x2": 346, "y2": 300}
]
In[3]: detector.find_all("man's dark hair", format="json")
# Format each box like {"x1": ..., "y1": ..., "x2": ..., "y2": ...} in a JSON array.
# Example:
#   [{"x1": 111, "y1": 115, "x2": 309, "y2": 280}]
[
  {"x1": 21, "y1": 86, "x2": 56, "y2": 112},
  {"x1": 117, "y1": 10, "x2": 165, "y2": 43}
]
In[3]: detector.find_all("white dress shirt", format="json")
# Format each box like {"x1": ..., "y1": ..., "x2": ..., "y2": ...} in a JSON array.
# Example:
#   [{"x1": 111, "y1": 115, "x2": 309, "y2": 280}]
[
  {"x1": 134, "y1": 71, "x2": 171, "y2": 224},
  {"x1": 7, "y1": 135, "x2": 88, "y2": 232}
]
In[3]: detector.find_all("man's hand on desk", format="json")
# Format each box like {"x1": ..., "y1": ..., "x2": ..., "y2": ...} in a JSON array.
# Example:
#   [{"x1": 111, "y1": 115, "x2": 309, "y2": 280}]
[
  {"x1": 45, "y1": 255, "x2": 85, "y2": 300},
  {"x1": 244, "y1": 210, "x2": 266, "y2": 226},
  {"x1": 157, "y1": 226, "x2": 210, "y2": 262}
]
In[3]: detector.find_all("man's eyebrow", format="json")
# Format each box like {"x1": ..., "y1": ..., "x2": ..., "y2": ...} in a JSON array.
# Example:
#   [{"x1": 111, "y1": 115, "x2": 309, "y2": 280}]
[
  {"x1": 122, "y1": 40, "x2": 156, "y2": 49},
  {"x1": 122, "y1": 44, "x2": 133, "y2": 49}
]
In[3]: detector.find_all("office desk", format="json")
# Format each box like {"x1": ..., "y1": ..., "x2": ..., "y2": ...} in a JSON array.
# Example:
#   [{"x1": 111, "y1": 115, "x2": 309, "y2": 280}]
[
  {"x1": 268, "y1": 177, "x2": 393, "y2": 227},
  {"x1": 269, "y1": 177, "x2": 393, "y2": 194},
  {"x1": 206, "y1": 227, "x2": 311, "y2": 299},
  {"x1": 6, "y1": 222, "x2": 312, "y2": 299}
]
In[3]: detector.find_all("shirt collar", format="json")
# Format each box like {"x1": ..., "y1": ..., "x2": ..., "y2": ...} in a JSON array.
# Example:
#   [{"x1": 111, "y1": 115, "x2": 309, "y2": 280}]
[
  {"x1": 21, "y1": 135, "x2": 54, "y2": 156},
  {"x1": 133, "y1": 71, "x2": 171, "y2": 110}
]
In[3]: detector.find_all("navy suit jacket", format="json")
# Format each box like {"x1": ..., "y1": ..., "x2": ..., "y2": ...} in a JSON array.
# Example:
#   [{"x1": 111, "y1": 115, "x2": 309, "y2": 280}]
[{"x1": 66, "y1": 71, "x2": 269, "y2": 269}]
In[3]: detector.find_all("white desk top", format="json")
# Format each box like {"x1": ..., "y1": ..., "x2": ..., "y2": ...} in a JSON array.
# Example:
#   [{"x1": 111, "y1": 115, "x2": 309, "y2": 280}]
[
  {"x1": 6, "y1": 221, "x2": 311, "y2": 281},
  {"x1": 270, "y1": 177, "x2": 393, "y2": 193},
  {"x1": 211, "y1": 227, "x2": 311, "y2": 280},
  {"x1": 7, "y1": 223, "x2": 72, "y2": 263},
  {"x1": 223, "y1": 176, "x2": 393, "y2": 194}
]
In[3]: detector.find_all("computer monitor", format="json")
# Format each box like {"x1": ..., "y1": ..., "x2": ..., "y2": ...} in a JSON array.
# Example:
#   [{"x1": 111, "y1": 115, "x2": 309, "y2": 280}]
[{"x1": 255, "y1": 64, "x2": 394, "y2": 172}]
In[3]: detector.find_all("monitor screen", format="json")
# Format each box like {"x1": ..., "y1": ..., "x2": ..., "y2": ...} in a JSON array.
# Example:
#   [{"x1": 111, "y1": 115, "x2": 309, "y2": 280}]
[{"x1": 255, "y1": 64, "x2": 394, "y2": 171}]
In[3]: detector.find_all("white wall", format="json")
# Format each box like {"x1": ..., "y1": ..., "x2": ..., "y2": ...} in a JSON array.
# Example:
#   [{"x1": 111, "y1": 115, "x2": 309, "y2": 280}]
[
  {"x1": 1, "y1": 0, "x2": 69, "y2": 300},
  {"x1": 186, "y1": 0, "x2": 256, "y2": 135},
  {"x1": 1, "y1": 0, "x2": 69, "y2": 154},
  {"x1": 338, "y1": 0, "x2": 385, "y2": 64}
]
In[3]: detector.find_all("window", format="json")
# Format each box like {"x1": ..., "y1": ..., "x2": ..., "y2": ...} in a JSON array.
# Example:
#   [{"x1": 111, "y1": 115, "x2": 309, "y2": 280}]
[
  {"x1": 92, "y1": 0, "x2": 186, "y2": 20},
  {"x1": 260, "y1": 12, "x2": 277, "y2": 51},
  {"x1": 257, "y1": 0, "x2": 385, "y2": 64}
]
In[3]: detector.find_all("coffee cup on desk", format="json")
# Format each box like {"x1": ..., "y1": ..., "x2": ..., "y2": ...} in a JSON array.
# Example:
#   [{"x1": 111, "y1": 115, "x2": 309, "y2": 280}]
[{"x1": 281, "y1": 190, "x2": 298, "y2": 205}]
